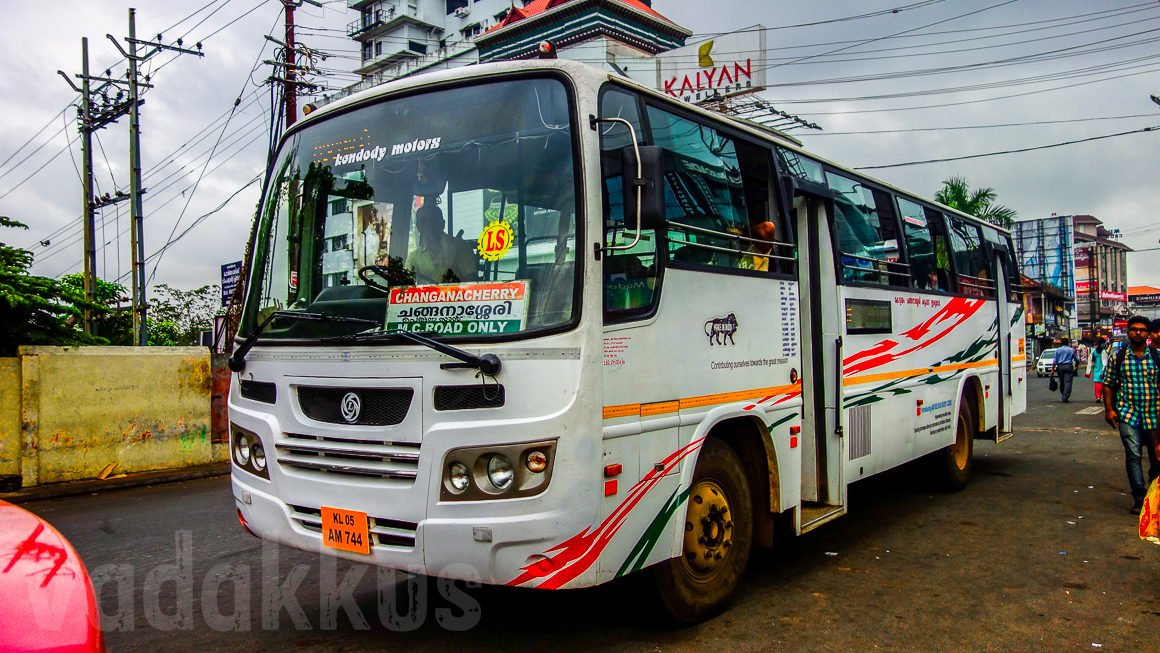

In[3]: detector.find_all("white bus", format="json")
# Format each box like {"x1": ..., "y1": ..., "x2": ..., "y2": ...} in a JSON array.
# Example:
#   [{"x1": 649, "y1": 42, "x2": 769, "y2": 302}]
[{"x1": 228, "y1": 59, "x2": 1026, "y2": 622}]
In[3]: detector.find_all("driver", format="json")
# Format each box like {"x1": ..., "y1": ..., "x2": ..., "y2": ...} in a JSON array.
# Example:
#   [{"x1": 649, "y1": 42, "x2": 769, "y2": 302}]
[{"x1": 406, "y1": 203, "x2": 479, "y2": 283}]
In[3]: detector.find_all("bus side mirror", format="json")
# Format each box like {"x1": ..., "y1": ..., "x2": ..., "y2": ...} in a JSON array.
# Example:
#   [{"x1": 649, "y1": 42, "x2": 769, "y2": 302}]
[{"x1": 621, "y1": 145, "x2": 665, "y2": 231}]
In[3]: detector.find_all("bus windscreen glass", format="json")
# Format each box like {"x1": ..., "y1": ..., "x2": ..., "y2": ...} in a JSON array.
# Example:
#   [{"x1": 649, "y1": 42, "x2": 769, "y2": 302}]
[{"x1": 241, "y1": 77, "x2": 578, "y2": 341}]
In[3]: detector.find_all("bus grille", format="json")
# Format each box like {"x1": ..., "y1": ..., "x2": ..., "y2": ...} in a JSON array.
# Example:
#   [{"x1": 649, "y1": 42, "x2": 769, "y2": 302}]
[
  {"x1": 297, "y1": 386, "x2": 413, "y2": 426},
  {"x1": 275, "y1": 433, "x2": 420, "y2": 483},
  {"x1": 288, "y1": 504, "x2": 418, "y2": 548}
]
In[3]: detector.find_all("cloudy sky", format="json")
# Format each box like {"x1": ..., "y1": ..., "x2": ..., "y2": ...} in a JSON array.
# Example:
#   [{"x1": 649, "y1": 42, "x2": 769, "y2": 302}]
[{"x1": 2, "y1": 0, "x2": 1158, "y2": 293}]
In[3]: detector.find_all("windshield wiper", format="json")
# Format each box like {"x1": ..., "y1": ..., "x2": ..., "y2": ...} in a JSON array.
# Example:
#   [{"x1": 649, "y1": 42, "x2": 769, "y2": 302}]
[
  {"x1": 228, "y1": 311, "x2": 380, "y2": 372},
  {"x1": 321, "y1": 329, "x2": 502, "y2": 376}
]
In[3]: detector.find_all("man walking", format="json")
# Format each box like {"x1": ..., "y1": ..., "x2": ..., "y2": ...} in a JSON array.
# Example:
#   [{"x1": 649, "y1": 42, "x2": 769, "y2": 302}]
[
  {"x1": 1103, "y1": 315, "x2": 1160, "y2": 514},
  {"x1": 1051, "y1": 337, "x2": 1078, "y2": 402}
]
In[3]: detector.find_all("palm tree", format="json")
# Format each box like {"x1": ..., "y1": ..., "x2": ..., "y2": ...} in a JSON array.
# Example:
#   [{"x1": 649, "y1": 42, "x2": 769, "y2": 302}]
[{"x1": 934, "y1": 176, "x2": 1018, "y2": 228}]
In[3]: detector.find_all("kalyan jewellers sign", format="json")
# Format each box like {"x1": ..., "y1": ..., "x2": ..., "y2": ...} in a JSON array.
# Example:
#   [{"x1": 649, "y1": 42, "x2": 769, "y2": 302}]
[{"x1": 656, "y1": 27, "x2": 767, "y2": 104}]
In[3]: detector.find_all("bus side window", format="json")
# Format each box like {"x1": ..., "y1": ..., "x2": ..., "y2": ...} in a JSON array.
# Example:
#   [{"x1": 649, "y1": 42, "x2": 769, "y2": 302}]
[
  {"x1": 646, "y1": 106, "x2": 786, "y2": 274},
  {"x1": 946, "y1": 216, "x2": 993, "y2": 297},
  {"x1": 898, "y1": 196, "x2": 939, "y2": 291},
  {"x1": 599, "y1": 87, "x2": 658, "y2": 320},
  {"x1": 824, "y1": 171, "x2": 903, "y2": 286}
]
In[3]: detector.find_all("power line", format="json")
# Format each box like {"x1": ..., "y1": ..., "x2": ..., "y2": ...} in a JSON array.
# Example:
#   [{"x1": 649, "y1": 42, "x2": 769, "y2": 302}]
[
  {"x1": 795, "y1": 63, "x2": 1160, "y2": 115},
  {"x1": 856, "y1": 124, "x2": 1159, "y2": 169},
  {"x1": 755, "y1": 0, "x2": 1022, "y2": 75},
  {"x1": 808, "y1": 113, "x2": 1158, "y2": 135}
]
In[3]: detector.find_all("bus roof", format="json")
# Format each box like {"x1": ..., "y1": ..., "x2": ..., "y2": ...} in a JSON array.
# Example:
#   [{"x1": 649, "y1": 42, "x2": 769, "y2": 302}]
[{"x1": 296, "y1": 58, "x2": 1010, "y2": 237}]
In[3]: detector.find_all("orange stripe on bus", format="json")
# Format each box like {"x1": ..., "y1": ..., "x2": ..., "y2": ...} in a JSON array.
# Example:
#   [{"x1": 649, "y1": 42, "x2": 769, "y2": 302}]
[
  {"x1": 602, "y1": 404, "x2": 640, "y2": 420},
  {"x1": 842, "y1": 359, "x2": 997, "y2": 386},
  {"x1": 603, "y1": 360, "x2": 998, "y2": 418},
  {"x1": 641, "y1": 400, "x2": 680, "y2": 416}
]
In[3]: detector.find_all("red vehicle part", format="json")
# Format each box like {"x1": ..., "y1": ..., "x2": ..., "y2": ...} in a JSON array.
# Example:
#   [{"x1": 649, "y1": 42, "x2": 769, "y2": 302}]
[{"x1": 0, "y1": 499, "x2": 105, "y2": 653}]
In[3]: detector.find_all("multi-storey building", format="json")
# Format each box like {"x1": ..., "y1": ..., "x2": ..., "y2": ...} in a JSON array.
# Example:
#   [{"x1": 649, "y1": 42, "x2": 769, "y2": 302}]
[
  {"x1": 1013, "y1": 214, "x2": 1132, "y2": 347},
  {"x1": 340, "y1": 0, "x2": 689, "y2": 104}
]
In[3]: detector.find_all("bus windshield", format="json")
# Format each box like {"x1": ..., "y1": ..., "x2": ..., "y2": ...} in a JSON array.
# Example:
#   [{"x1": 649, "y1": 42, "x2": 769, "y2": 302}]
[{"x1": 240, "y1": 77, "x2": 578, "y2": 342}]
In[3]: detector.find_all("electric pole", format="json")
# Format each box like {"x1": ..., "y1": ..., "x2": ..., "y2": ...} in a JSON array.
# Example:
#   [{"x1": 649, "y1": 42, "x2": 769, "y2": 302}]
[
  {"x1": 79, "y1": 39, "x2": 97, "y2": 335},
  {"x1": 223, "y1": 0, "x2": 322, "y2": 348},
  {"x1": 107, "y1": 8, "x2": 204, "y2": 346},
  {"x1": 59, "y1": 38, "x2": 134, "y2": 336},
  {"x1": 285, "y1": 0, "x2": 297, "y2": 130}
]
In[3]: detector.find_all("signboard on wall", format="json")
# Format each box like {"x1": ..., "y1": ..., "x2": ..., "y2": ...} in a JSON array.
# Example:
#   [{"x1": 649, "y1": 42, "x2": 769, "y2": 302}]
[
  {"x1": 220, "y1": 260, "x2": 242, "y2": 306},
  {"x1": 656, "y1": 27, "x2": 767, "y2": 104},
  {"x1": 1132, "y1": 292, "x2": 1160, "y2": 305}
]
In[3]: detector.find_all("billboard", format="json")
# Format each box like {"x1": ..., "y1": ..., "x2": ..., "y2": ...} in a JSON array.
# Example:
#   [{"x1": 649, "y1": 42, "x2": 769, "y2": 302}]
[
  {"x1": 656, "y1": 27, "x2": 767, "y2": 104},
  {"x1": 1013, "y1": 216, "x2": 1073, "y2": 293}
]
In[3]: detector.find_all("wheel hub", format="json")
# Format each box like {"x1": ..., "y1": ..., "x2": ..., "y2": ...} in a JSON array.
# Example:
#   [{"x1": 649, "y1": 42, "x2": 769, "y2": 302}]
[{"x1": 683, "y1": 480, "x2": 734, "y2": 577}]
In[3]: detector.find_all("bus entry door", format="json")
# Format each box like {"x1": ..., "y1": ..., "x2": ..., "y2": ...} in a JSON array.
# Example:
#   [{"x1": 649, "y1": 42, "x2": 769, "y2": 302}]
[{"x1": 792, "y1": 183, "x2": 846, "y2": 521}]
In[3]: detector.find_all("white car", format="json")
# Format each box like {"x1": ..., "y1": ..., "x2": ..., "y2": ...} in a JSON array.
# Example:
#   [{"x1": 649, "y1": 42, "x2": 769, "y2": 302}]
[{"x1": 1036, "y1": 348, "x2": 1058, "y2": 377}]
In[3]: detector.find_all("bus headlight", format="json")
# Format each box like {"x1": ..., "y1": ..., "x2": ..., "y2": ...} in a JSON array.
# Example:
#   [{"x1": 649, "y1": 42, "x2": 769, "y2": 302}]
[
  {"x1": 230, "y1": 423, "x2": 269, "y2": 480},
  {"x1": 234, "y1": 432, "x2": 251, "y2": 466},
  {"x1": 252, "y1": 441, "x2": 267, "y2": 472},
  {"x1": 439, "y1": 439, "x2": 556, "y2": 501},
  {"x1": 448, "y1": 462, "x2": 470, "y2": 492},
  {"x1": 486, "y1": 454, "x2": 514, "y2": 490}
]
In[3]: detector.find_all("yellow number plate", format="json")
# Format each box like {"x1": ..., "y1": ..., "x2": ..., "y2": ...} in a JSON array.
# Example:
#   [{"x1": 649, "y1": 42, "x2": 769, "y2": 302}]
[{"x1": 320, "y1": 506, "x2": 370, "y2": 554}]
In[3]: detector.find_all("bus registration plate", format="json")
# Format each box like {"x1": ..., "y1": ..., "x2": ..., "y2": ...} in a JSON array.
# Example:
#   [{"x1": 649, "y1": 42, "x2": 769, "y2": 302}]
[{"x1": 320, "y1": 506, "x2": 370, "y2": 554}]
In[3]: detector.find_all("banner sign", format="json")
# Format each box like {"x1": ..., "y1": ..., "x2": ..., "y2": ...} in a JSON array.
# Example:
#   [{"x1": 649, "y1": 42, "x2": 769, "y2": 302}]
[
  {"x1": 656, "y1": 27, "x2": 767, "y2": 104},
  {"x1": 221, "y1": 260, "x2": 243, "y2": 306},
  {"x1": 1131, "y1": 292, "x2": 1160, "y2": 305},
  {"x1": 1076, "y1": 280, "x2": 1092, "y2": 293},
  {"x1": 1100, "y1": 290, "x2": 1127, "y2": 302},
  {"x1": 386, "y1": 281, "x2": 528, "y2": 335}
]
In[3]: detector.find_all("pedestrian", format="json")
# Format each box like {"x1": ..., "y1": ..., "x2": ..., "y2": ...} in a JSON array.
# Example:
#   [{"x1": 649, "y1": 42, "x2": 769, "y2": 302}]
[
  {"x1": 1151, "y1": 318, "x2": 1160, "y2": 349},
  {"x1": 1051, "y1": 337, "x2": 1078, "y2": 402},
  {"x1": 1086, "y1": 338, "x2": 1109, "y2": 402},
  {"x1": 1102, "y1": 315, "x2": 1160, "y2": 514}
]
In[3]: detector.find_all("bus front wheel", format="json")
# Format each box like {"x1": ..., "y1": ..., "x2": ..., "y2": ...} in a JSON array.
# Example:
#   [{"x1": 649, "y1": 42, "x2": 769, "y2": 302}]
[{"x1": 654, "y1": 438, "x2": 753, "y2": 624}]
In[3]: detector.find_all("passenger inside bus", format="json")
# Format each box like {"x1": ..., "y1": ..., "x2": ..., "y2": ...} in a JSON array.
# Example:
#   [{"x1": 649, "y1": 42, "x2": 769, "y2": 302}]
[
  {"x1": 406, "y1": 203, "x2": 479, "y2": 283},
  {"x1": 743, "y1": 220, "x2": 777, "y2": 272}
]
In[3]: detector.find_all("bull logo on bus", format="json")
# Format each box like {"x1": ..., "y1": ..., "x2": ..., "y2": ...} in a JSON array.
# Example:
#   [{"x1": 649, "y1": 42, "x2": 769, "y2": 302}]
[{"x1": 705, "y1": 313, "x2": 738, "y2": 346}]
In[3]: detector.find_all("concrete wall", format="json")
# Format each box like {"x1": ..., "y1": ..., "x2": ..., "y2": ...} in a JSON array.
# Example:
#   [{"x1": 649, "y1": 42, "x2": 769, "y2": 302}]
[
  {"x1": 0, "y1": 358, "x2": 20, "y2": 482},
  {"x1": 8, "y1": 346, "x2": 226, "y2": 488}
]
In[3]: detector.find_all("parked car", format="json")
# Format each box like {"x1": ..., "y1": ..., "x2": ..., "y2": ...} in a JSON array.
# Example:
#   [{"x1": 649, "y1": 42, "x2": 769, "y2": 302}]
[
  {"x1": 0, "y1": 500, "x2": 105, "y2": 652},
  {"x1": 1036, "y1": 348, "x2": 1058, "y2": 377}
]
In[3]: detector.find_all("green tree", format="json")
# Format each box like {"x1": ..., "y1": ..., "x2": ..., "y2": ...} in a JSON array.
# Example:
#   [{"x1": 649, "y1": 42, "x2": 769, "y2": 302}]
[
  {"x1": 59, "y1": 273, "x2": 133, "y2": 345},
  {"x1": 0, "y1": 216, "x2": 105, "y2": 354},
  {"x1": 934, "y1": 176, "x2": 1018, "y2": 229},
  {"x1": 148, "y1": 283, "x2": 221, "y2": 345}
]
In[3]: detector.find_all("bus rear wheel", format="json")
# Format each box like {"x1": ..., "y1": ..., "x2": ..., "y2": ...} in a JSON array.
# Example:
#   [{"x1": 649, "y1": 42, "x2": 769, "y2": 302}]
[
  {"x1": 654, "y1": 438, "x2": 752, "y2": 624},
  {"x1": 936, "y1": 394, "x2": 975, "y2": 491}
]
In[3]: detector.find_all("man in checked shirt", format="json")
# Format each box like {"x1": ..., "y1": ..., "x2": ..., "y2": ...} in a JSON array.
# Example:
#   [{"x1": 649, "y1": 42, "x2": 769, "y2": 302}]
[{"x1": 1103, "y1": 315, "x2": 1160, "y2": 515}]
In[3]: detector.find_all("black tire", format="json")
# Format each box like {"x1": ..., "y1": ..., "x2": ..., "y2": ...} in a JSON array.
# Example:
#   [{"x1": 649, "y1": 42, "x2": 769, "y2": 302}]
[
  {"x1": 936, "y1": 394, "x2": 976, "y2": 491},
  {"x1": 653, "y1": 438, "x2": 753, "y2": 624}
]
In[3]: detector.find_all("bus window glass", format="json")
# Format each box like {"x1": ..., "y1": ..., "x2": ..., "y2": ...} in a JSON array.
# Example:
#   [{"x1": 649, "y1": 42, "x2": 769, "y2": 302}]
[
  {"x1": 775, "y1": 147, "x2": 825, "y2": 185},
  {"x1": 241, "y1": 78, "x2": 579, "y2": 340},
  {"x1": 646, "y1": 106, "x2": 782, "y2": 274},
  {"x1": 898, "y1": 196, "x2": 943, "y2": 291},
  {"x1": 945, "y1": 216, "x2": 993, "y2": 297},
  {"x1": 824, "y1": 171, "x2": 901, "y2": 285},
  {"x1": 599, "y1": 88, "x2": 657, "y2": 317}
]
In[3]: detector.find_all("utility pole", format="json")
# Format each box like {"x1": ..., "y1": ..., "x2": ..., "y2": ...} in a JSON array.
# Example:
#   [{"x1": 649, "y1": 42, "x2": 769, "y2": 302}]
[
  {"x1": 284, "y1": 0, "x2": 297, "y2": 130},
  {"x1": 79, "y1": 39, "x2": 97, "y2": 335},
  {"x1": 107, "y1": 8, "x2": 203, "y2": 346},
  {"x1": 59, "y1": 39, "x2": 135, "y2": 335},
  {"x1": 126, "y1": 9, "x2": 148, "y2": 347},
  {"x1": 224, "y1": 0, "x2": 322, "y2": 347}
]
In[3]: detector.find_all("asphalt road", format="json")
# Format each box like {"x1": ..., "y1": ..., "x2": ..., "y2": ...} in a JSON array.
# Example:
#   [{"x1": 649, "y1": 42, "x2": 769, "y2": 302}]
[{"x1": 21, "y1": 370, "x2": 1160, "y2": 652}]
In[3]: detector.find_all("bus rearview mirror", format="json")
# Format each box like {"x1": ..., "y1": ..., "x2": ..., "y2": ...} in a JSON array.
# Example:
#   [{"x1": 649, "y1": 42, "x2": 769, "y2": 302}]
[{"x1": 621, "y1": 145, "x2": 665, "y2": 231}]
